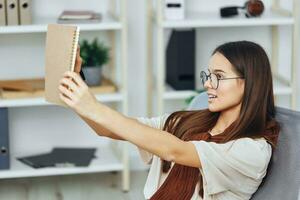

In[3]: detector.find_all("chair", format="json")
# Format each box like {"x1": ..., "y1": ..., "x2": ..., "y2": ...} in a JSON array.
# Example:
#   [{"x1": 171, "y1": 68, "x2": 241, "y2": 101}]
[{"x1": 188, "y1": 92, "x2": 300, "y2": 200}]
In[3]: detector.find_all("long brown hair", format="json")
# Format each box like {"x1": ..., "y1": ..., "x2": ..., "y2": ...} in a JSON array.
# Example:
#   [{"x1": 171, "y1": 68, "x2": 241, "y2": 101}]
[{"x1": 162, "y1": 40, "x2": 280, "y2": 172}]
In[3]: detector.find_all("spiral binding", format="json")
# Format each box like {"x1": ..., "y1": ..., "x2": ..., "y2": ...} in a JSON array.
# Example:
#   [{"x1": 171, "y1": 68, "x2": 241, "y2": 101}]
[{"x1": 70, "y1": 27, "x2": 80, "y2": 72}]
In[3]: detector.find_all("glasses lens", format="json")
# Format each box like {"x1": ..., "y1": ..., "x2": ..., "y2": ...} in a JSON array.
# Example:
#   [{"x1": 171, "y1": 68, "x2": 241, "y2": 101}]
[
  {"x1": 200, "y1": 71, "x2": 207, "y2": 86},
  {"x1": 210, "y1": 73, "x2": 218, "y2": 89}
]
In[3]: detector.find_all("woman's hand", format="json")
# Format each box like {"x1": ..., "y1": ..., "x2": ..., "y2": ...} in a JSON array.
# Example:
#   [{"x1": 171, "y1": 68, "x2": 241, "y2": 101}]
[{"x1": 59, "y1": 71, "x2": 99, "y2": 119}]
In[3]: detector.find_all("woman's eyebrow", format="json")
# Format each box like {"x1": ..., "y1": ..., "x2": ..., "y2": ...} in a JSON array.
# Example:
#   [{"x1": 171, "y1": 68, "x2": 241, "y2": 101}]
[{"x1": 209, "y1": 68, "x2": 226, "y2": 73}]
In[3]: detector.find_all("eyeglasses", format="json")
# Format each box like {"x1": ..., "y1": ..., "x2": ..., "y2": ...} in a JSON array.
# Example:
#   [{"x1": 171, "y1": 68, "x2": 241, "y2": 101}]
[{"x1": 200, "y1": 70, "x2": 244, "y2": 89}]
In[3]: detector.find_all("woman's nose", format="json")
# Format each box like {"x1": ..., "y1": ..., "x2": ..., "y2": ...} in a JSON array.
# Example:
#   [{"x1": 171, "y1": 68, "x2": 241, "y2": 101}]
[{"x1": 204, "y1": 79, "x2": 212, "y2": 89}]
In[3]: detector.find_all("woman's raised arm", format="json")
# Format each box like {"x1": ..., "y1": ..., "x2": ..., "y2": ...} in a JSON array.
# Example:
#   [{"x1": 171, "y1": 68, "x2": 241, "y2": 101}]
[{"x1": 58, "y1": 71, "x2": 201, "y2": 168}]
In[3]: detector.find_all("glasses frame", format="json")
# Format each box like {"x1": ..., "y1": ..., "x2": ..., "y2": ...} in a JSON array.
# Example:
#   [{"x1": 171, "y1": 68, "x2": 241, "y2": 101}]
[{"x1": 200, "y1": 70, "x2": 244, "y2": 89}]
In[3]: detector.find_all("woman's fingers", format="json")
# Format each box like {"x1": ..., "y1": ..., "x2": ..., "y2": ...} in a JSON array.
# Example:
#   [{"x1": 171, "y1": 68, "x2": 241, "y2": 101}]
[
  {"x1": 58, "y1": 84, "x2": 76, "y2": 100},
  {"x1": 59, "y1": 70, "x2": 98, "y2": 116},
  {"x1": 60, "y1": 77, "x2": 79, "y2": 94},
  {"x1": 63, "y1": 71, "x2": 86, "y2": 87}
]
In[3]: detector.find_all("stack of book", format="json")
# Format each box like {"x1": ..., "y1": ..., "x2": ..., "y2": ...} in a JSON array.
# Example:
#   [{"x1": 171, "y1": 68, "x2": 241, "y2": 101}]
[{"x1": 57, "y1": 10, "x2": 102, "y2": 24}]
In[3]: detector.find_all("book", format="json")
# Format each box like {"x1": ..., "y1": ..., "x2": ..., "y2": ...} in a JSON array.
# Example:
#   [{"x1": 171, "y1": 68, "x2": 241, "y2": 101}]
[
  {"x1": 0, "y1": 78, "x2": 44, "y2": 91},
  {"x1": 0, "y1": 78, "x2": 116, "y2": 100},
  {"x1": 51, "y1": 147, "x2": 97, "y2": 166},
  {"x1": 59, "y1": 10, "x2": 96, "y2": 20},
  {"x1": 57, "y1": 10, "x2": 102, "y2": 24},
  {"x1": 45, "y1": 24, "x2": 80, "y2": 106},
  {"x1": 17, "y1": 147, "x2": 96, "y2": 168}
]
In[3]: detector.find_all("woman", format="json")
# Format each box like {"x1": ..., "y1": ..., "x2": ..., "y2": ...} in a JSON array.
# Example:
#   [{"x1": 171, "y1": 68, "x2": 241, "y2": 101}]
[{"x1": 59, "y1": 41, "x2": 280, "y2": 200}]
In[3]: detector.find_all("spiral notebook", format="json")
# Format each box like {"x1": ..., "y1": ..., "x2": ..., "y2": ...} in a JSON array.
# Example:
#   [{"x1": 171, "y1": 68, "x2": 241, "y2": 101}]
[{"x1": 45, "y1": 24, "x2": 80, "y2": 106}]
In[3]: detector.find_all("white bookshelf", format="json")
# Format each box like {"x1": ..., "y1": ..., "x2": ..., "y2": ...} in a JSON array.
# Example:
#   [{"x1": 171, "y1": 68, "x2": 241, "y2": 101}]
[
  {"x1": 0, "y1": 93, "x2": 124, "y2": 108},
  {"x1": 0, "y1": 14, "x2": 122, "y2": 34},
  {"x1": 147, "y1": 0, "x2": 299, "y2": 115},
  {"x1": 155, "y1": 10, "x2": 294, "y2": 28},
  {"x1": 164, "y1": 84, "x2": 197, "y2": 100},
  {"x1": 0, "y1": 145, "x2": 123, "y2": 179},
  {"x1": 0, "y1": 0, "x2": 130, "y2": 192}
]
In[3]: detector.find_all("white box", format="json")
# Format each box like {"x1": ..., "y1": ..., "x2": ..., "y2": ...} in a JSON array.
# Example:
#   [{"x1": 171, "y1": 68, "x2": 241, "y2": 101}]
[{"x1": 164, "y1": 0, "x2": 185, "y2": 20}]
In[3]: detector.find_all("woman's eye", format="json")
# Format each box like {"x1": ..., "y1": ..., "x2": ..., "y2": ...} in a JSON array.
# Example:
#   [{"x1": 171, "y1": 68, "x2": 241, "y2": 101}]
[{"x1": 216, "y1": 74, "x2": 223, "y2": 79}]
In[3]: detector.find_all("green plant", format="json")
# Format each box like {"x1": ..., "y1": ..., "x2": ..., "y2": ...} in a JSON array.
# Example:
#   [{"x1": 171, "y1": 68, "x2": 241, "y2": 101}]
[{"x1": 79, "y1": 38, "x2": 110, "y2": 67}]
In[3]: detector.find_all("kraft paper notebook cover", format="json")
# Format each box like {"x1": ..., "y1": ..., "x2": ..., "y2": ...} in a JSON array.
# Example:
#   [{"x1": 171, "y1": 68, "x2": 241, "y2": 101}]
[{"x1": 45, "y1": 24, "x2": 80, "y2": 106}]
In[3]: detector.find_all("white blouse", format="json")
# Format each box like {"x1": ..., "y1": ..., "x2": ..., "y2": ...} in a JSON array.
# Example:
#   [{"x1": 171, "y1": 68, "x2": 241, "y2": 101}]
[{"x1": 137, "y1": 114, "x2": 272, "y2": 200}]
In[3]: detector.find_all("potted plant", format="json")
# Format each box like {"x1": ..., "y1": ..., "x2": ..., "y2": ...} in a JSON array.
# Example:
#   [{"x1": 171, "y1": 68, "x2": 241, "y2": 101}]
[{"x1": 79, "y1": 38, "x2": 110, "y2": 86}]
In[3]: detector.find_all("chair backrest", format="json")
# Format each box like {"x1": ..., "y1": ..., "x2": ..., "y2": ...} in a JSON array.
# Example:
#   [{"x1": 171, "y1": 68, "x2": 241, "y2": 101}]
[
  {"x1": 188, "y1": 92, "x2": 300, "y2": 200},
  {"x1": 187, "y1": 92, "x2": 208, "y2": 110}
]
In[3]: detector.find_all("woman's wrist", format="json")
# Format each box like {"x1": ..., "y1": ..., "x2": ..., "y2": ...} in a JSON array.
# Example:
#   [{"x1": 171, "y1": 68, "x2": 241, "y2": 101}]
[
  {"x1": 89, "y1": 102, "x2": 110, "y2": 126},
  {"x1": 92, "y1": 102, "x2": 128, "y2": 136}
]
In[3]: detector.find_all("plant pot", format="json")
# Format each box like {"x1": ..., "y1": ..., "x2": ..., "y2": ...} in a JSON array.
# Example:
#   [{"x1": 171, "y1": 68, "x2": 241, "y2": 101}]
[{"x1": 82, "y1": 67, "x2": 103, "y2": 86}]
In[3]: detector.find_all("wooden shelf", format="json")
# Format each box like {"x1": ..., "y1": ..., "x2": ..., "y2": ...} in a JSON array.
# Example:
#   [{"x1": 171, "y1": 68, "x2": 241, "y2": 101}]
[
  {"x1": 0, "y1": 145, "x2": 123, "y2": 179},
  {"x1": 0, "y1": 78, "x2": 123, "y2": 107},
  {"x1": 0, "y1": 13, "x2": 122, "y2": 34},
  {"x1": 154, "y1": 10, "x2": 294, "y2": 29}
]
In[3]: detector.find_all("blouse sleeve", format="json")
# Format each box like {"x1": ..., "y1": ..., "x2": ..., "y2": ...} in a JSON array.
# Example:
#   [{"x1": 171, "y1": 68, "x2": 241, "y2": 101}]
[
  {"x1": 135, "y1": 113, "x2": 170, "y2": 164},
  {"x1": 191, "y1": 138, "x2": 272, "y2": 197}
]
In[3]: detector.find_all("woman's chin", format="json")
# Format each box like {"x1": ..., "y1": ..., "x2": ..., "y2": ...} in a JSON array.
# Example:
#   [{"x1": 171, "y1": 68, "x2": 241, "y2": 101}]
[
  {"x1": 208, "y1": 107, "x2": 218, "y2": 112},
  {"x1": 208, "y1": 104, "x2": 222, "y2": 112}
]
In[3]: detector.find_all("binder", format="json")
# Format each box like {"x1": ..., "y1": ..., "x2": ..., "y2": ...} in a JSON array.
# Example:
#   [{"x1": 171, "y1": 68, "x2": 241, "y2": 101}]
[
  {"x1": 45, "y1": 24, "x2": 80, "y2": 106},
  {"x1": 0, "y1": 0, "x2": 6, "y2": 26},
  {"x1": 6, "y1": 0, "x2": 18, "y2": 25},
  {"x1": 0, "y1": 108, "x2": 10, "y2": 170},
  {"x1": 18, "y1": 0, "x2": 31, "y2": 25}
]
